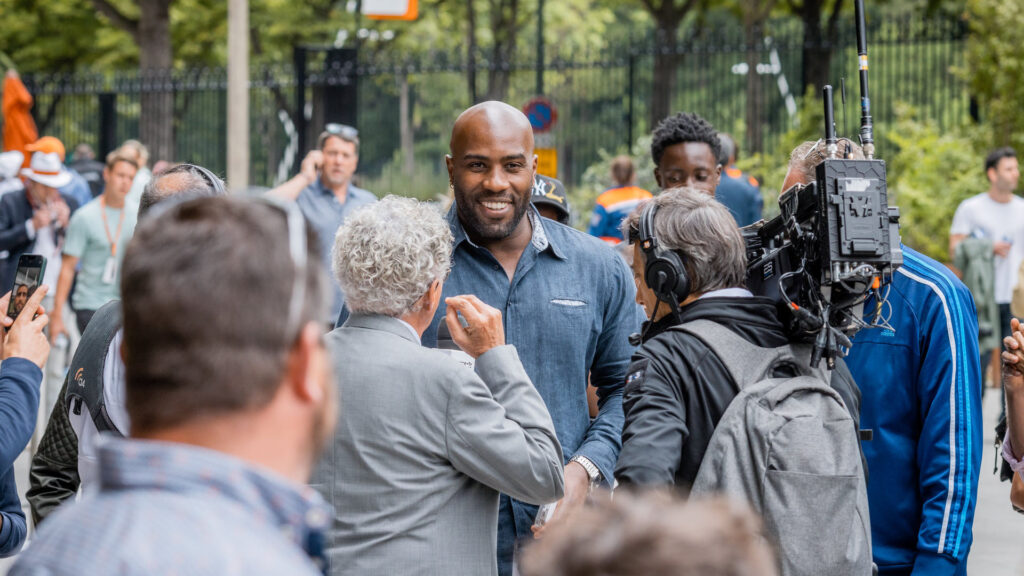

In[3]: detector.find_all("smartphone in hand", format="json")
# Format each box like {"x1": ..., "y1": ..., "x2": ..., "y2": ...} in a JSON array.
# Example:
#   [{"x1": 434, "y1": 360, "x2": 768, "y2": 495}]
[{"x1": 7, "y1": 254, "x2": 47, "y2": 321}]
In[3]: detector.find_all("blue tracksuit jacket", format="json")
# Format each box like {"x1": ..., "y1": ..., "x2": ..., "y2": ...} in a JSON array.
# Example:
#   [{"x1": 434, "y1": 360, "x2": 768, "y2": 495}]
[{"x1": 846, "y1": 245, "x2": 982, "y2": 576}]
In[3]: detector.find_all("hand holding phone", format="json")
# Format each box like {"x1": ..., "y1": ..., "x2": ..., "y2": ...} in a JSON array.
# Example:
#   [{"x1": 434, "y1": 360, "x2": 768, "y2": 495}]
[
  {"x1": 0, "y1": 285, "x2": 50, "y2": 368},
  {"x1": 7, "y1": 255, "x2": 46, "y2": 322},
  {"x1": 300, "y1": 150, "x2": 324, "y2": 186}
]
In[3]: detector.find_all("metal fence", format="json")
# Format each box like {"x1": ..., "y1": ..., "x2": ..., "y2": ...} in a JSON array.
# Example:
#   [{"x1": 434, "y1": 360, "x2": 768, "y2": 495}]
[{"x1": 15, "y1": 15, "x2": 970, "y2": 194}]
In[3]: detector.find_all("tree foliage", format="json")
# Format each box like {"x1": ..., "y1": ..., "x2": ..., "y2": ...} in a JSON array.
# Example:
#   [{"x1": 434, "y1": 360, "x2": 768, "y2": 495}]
[{"x1": 965, "y1": 0, "x2": 1024, "y2": 151}]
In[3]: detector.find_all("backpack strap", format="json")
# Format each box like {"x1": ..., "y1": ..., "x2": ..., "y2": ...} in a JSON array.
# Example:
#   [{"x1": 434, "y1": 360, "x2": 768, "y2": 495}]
[
  {"x1": 670, "y1": 319, "x2": 815, "y2": 388},
  {"x1": 64, "y1": 301, "x2": 124, "y2": 436}
]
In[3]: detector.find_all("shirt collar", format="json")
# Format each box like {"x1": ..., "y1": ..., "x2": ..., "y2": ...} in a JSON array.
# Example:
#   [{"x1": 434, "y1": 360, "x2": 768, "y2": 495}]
[
  {"x1": 395, "y1": 318, "x2": 422, "y2": 344},
  {"x1": 447, "y1": 202, "x2": 565, "y2": 260},
  {"x1": 313, "y1": 177, "x2": 359, "y2": 199},
  {"x1": 97, "y1": 437, "x2": 331, "y2": 570},
  {"x1": 697, "y1": 287, "x2": 754, "y2": 300}
]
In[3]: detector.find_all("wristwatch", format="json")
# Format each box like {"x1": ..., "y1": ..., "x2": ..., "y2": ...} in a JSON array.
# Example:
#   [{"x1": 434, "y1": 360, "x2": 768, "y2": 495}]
[{"x1": 570, "y1": 455, "x2": 602, "y2": 490}]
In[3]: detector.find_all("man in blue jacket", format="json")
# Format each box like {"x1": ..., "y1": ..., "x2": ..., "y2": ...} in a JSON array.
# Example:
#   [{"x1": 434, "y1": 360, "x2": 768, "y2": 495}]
[
  {"x1": 783, "y1": 141, "x2": 982, "y2": 575},
  {"x1": 0, "y1": 284, "x2": 51, "y2": 556}
]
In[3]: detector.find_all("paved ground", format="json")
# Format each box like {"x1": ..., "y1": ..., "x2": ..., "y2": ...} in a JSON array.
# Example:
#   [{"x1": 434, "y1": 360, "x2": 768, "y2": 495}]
[
  {"x1": 967, "y1": 389, "x2": 1024, "y2": 575},
  {"x1": 0, "y1": 386, "x2": 1020, "y2": 574}
]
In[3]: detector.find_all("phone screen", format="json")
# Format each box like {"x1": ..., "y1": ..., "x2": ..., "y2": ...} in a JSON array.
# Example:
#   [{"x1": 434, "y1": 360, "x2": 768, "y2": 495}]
[{"x1": 7, "y1": 254, "x2": 47, "y2": 321}]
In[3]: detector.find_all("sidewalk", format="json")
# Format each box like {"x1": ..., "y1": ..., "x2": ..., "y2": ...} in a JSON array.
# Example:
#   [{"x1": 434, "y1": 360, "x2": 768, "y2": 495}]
[{"x1": 967, "y1": 389, "x2": 1024, "y2": 575}]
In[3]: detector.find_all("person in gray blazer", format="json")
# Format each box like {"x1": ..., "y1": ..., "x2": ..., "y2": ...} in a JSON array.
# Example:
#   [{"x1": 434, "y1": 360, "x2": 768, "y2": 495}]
[{"x1": 312, "y1": 195, "x2": 565, "y2": 576}]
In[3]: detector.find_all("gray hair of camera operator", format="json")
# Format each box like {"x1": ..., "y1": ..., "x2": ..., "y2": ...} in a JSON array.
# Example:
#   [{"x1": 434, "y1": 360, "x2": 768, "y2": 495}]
[
  {"x1": 622, "y1": 187, "x2": 747, "y2": 295},
  {"x1": 332, "y1": 195, "x2": 453, "y2": 318}
]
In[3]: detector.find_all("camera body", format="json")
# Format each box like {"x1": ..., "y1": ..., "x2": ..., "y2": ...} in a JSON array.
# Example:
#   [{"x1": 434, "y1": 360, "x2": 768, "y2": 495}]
[{"x1": 742, "y1": 158, "x2": 902, "y2": 364}]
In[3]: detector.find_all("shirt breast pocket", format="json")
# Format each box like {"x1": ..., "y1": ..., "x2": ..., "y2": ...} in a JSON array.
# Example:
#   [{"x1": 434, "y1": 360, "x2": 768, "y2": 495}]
[{"x1": 545, "y1": 297, "x2": 594, "y2": 342}]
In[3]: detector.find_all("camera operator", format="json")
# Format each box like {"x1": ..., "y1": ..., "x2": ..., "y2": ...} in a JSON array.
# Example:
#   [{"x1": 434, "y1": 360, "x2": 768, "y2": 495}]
[
  {"x1": 782, "y1": 140, "x2": 982, "y2": 576},
  {"x1": 614, "y1": 188, "x2": 787, "y2": 488}
]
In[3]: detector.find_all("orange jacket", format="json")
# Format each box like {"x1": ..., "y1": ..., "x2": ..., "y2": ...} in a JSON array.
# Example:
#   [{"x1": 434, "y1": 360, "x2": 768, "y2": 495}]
[{"x1": 2, "y1": 75, "x2": 38, "y2": 163}]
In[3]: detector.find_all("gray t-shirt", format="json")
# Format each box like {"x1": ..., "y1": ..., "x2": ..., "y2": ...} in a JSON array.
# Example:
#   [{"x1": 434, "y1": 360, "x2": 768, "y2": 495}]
[{"x1": 950, "y1": 192, "x2": 1024, "y2": 303}]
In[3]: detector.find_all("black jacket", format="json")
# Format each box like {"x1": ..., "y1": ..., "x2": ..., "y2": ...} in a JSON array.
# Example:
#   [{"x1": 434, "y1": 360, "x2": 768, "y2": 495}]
[{"x1": 614, "y1": 296, "x2": 862, "y2": 489}]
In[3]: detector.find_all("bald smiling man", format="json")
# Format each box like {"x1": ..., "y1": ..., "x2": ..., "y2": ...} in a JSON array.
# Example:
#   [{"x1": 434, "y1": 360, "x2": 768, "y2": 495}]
[{"x1": 423, "y1": 102, "x2": 642, "y2": 575}]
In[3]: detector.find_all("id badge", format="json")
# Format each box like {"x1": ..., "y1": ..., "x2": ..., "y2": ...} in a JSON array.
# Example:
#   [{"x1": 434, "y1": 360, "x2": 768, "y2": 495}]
[{"x1": 102, "y1": 256, "x2": 118, "y2": 284}]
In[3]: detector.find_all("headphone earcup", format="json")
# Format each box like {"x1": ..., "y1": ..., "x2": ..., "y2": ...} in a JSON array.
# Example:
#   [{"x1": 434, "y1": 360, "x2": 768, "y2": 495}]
[{"x1": 644, "y1": 249, "x2": 690, "y2": 304}]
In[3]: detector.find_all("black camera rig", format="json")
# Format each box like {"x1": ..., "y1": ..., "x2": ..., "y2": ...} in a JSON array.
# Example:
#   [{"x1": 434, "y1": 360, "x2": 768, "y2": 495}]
[{"x1": 741, "y1": 0, "x2": 903, "y2": 368}]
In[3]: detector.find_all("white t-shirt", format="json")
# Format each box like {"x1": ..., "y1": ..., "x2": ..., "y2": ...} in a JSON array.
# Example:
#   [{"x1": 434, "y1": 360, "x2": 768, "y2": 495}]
[
  {"x1": 32, "y1": 225, "x2": 62, "y2": 291},
  {"x1": 950, "y1": 192, "x2": 1024, "y2": 303}
]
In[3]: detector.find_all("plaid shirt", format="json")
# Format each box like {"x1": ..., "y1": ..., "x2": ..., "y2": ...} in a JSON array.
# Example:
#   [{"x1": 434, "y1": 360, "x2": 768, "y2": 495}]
[{"x1": 12, "y1": 437, "x2": 331, "y2": 576}]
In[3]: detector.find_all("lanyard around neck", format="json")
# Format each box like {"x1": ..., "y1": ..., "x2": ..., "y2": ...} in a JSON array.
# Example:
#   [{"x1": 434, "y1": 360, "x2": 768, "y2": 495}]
[{"x1": 98, "y1": 196, "x2": 126, "y2": 257}]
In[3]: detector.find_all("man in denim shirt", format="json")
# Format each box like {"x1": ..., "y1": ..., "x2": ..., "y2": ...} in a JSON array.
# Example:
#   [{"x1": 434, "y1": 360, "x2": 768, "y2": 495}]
[
  {"x1": 13, "y1": 198, "x2": 337, "y2": 575},
  {"x1": 423, "y1": 102, "x2": 640, "y2": 575}
]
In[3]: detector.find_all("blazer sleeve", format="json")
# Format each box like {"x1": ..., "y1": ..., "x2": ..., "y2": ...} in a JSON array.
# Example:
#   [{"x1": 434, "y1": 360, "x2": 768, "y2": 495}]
[
  {"x1": 444, "y1": 345, "x2": 565, "y2": 505},
  {"x1": 912, "y1": 279, "x2": 982, "y2": 575},
  {"x1": 27, "y1": 378, "x2": 81, "y2": 526}
]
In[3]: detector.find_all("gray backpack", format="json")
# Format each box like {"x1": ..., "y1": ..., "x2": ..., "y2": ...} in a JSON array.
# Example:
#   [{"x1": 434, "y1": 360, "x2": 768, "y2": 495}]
[{"x1": 675, "y1": 320, "x2": 872, "y2": 576}]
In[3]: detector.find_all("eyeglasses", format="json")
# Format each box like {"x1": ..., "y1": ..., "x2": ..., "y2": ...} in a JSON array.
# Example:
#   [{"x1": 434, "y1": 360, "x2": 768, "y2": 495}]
[
  {"x1": 252, "y1": 197, "x2": 309, "y2": 341},
  {"x1": 324, "y1": 123, "x2": 359, "y2": 140}
]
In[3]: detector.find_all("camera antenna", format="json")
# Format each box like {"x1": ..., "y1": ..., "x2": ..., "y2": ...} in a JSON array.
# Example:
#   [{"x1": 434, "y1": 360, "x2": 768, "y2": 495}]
[
  {"x1": 823, "y1": 85, "x2": 838, "y2": 159},
  {"x1": 840, "y1": 77, "x2": 849, "y2": 151},
  {"x1": 855, "y1": 0, "x2": 875, "y2": 159}
]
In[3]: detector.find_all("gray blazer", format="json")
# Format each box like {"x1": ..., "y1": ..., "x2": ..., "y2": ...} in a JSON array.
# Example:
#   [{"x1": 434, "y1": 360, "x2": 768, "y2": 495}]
[{"x1": 311, "y1": 313, "x2": 564, "y2": 576}]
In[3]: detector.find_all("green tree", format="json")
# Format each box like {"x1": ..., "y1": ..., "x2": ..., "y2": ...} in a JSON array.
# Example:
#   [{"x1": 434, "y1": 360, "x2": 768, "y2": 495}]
[{"x1": 965, "y1": 0, "x2": 1024, "y2": 150}]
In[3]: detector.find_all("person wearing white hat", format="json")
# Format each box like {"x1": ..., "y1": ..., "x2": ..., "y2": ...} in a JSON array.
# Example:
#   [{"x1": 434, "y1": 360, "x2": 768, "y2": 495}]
[{"x1": 1, "y1": 150, "x2": 80, "y2": 446}]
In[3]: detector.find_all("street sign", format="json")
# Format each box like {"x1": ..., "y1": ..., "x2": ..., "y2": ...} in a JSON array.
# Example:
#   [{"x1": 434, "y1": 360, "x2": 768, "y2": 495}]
[
  {"x1": 523, "y1": 98, "x2": 558, "y2": 133},
  {"x1": 363, "y1": 0, "x2": 418, "y2": 20},
  {"x1": 536, "y1": 148, "x2": 557, "y2": 178}
]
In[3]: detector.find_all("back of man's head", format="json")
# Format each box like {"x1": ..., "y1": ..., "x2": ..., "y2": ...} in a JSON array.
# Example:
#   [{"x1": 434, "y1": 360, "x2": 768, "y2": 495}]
[
  {"x1": 718, "y1": 133, "x2": 737, "y2": 166},
  {"x1": 786, "y1": 139, "x2": 864, "y2": 187},
  {"x1": 622, "y1": 187, "x2": 747, "y2": 294},
  {"x1": 74, "y1": 143, "x2": 96, "y2": 162},
  {"x1": 139, "y1": 163, "x2": 226, "y2": 218},
  {"x1": 120, "y1": 197, "x2": 328, "y2": 436},
  {"x1": 610, "y1": 155, "x2": 635, "y2": 187},
  {"x1": 519, "y1": 491, "x2": 777, "y2": 576}
]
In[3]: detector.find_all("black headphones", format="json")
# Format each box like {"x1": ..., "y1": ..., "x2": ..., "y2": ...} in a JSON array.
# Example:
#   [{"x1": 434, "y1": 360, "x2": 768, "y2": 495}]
[
  {"x1": 637, "y1": 201, "x2": 691, "y2": 307},
  {"x1": 178, "y1": 163, "x2": 227, "y2": 195}
]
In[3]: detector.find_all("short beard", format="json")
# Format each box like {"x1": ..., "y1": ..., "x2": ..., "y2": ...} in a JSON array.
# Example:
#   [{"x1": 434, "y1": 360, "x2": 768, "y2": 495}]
[{"x1": 457, "y1": 197, "x2": 531, "y2": 242}]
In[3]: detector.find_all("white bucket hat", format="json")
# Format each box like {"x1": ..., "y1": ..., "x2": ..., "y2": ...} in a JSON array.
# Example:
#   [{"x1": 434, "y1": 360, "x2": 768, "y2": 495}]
[
  {"x1": 21, "y1": 151, "x2": 72, "y2": 189},
  {"x1": 0, "y1": 151, "x2": 23, "y2": 180}
]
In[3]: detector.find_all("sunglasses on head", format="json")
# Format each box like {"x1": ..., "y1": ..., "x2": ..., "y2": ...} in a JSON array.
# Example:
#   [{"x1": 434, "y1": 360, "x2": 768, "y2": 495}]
[{"x1": 324, "y1": 123, "x2": 359, "y2": 140}]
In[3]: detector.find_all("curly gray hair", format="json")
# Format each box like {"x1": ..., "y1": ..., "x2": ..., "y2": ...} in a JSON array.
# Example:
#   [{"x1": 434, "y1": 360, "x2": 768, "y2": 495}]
[{"x1": 332, "y1": 195, "x2": 453, "y2": 317}]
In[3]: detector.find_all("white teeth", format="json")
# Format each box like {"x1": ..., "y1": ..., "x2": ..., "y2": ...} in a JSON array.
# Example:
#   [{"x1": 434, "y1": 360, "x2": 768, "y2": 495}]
[{"x1": 482, "y1": 202, "x2": 509, "y2": 210}]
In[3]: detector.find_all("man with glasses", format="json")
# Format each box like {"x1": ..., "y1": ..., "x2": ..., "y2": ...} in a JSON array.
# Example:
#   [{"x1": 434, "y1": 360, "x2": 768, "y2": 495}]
[
  {"x1": 269, "y1": 124, "x2": 377, "y2": 326},
  {"x1": 12, "y1": 195, "x2": 336, "y2": 575}
]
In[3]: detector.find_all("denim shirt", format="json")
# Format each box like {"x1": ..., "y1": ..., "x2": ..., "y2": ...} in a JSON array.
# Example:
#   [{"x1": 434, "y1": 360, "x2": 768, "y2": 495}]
[
  {"x1": 296, "y1": 178, "x2": 377, "y2": 323},
  {"x1": 12, "y1": 438, "x2": 331, "y2": 576},
  {"x1": 424, "y1": 204, "x2": 641, "y2": 486}
]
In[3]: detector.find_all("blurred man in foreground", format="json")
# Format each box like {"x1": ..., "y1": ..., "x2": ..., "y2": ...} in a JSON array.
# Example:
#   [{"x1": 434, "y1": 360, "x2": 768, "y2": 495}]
[
  {"x1": 519, "y1": 492, "x2": 777, "y2": 576},
  {"x1": 28, "y1": 164, "x2": 227, "y2": 524},
  {"x1": 13, "y1": 196, "x2": 336, "y2": 575}
]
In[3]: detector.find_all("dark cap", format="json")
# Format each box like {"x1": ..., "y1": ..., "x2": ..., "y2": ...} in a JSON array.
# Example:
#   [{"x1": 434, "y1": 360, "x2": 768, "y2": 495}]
[{"x1": 530, "y1": 174, "x2": 570, "y2": 224}]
